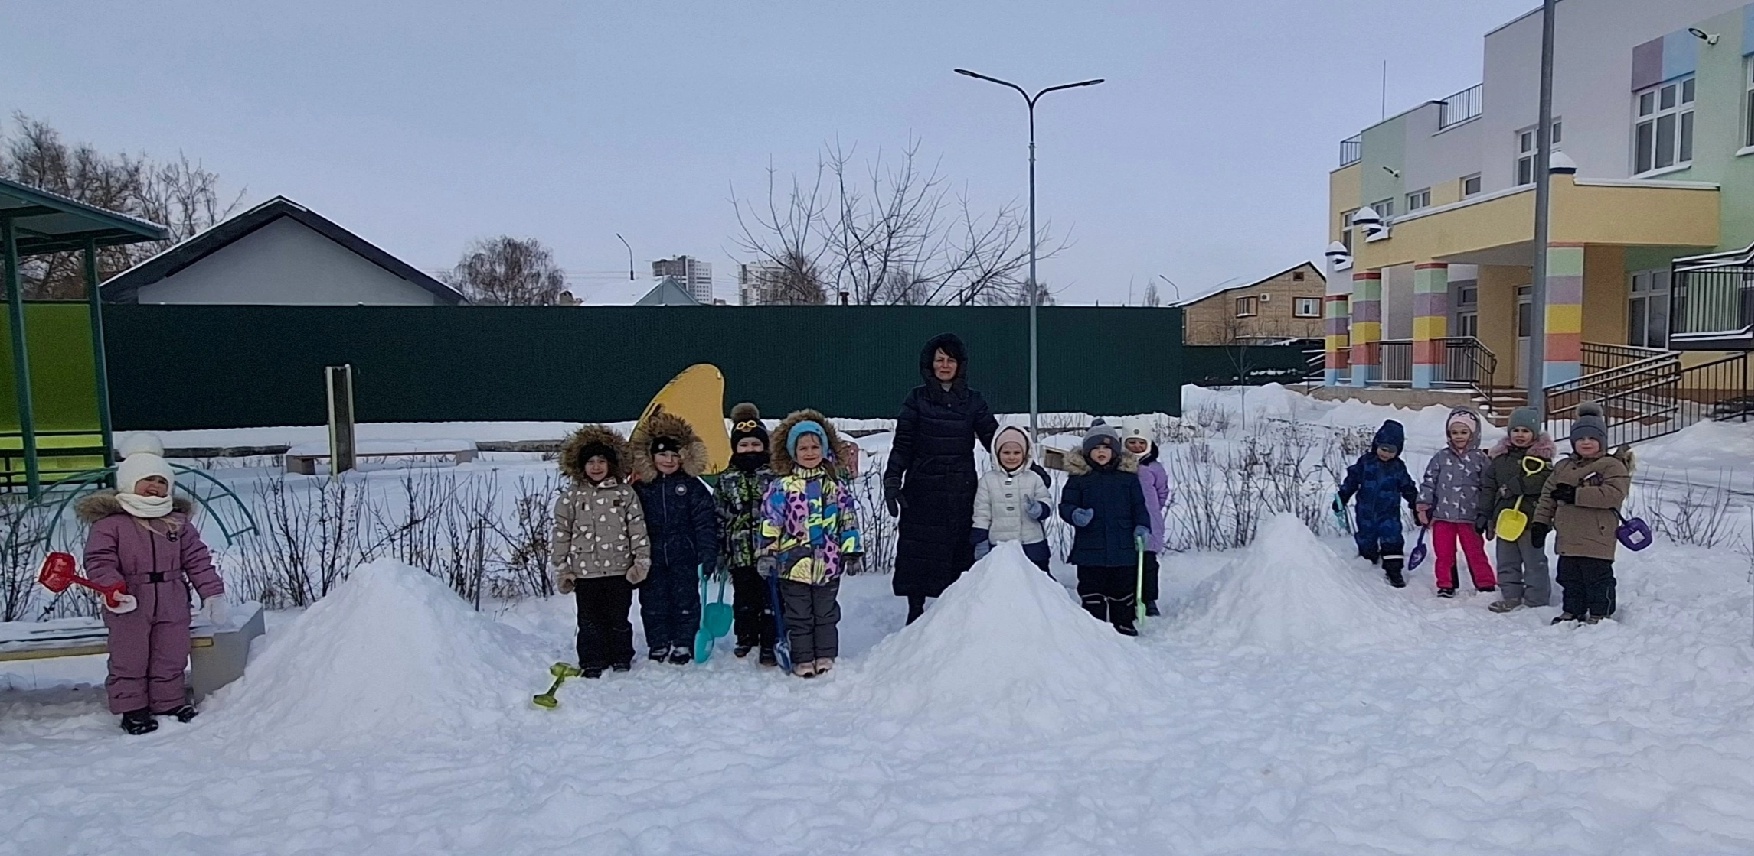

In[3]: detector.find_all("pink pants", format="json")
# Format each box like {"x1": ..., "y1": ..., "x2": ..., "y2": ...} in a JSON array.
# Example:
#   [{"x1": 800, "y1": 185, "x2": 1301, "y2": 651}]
[{"x1": 1432, "y1": 520, "x2": 1496, "y2": 590}]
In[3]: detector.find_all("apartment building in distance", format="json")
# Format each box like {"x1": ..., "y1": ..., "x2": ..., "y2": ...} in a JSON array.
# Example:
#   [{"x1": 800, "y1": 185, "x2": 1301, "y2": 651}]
[
  {"x1": 652, "y1": 255, "x2": 714, "y2": 304},
  {"x1": 1324, "y1": 0, "x2": 1754, "y2": 429}
]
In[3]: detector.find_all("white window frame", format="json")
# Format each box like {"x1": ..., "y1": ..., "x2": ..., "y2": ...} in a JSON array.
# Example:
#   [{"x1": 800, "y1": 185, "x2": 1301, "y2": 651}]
[
  {"x1": 1235, "y1": 296, "x2": 1259, "y2": 318},
  {"x1": 1293, "y1": 297, "x2": 1321, "y2": 318},
  {"x1": 1516, "y1": 120, "x2": 1563, "y2": 186},
  {"x1": 1635, "y1": 77, "x2": 1694, "y2": 175},
  {"x1": 1744, "y1": 59, "x2": 1754, "y2": 151},
  {"x1": 1405, "y1": 188, "x2": 1431, "y2": 212},
  {"x1": 1340, "y1": 208, "x2": 1357, "y2": 252},
  {"x1": 1455, "y1": 311, "x2": 1479, "y2": 339},
  {"x1": 1627, "y1": 269, "x2": 1671, "y2": 349},
  {"x1": 1461, "y1": 174, "x2": 1482, "y2": 197},
  {"x1": 1369, "y1": 198, "x2": 1395, "y2": 219}
]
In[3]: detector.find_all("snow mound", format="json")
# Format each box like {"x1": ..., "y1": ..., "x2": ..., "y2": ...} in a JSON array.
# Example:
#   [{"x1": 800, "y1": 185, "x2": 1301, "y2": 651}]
[
  {"x1": 1171, "y1": 514, "x2": 1426, "y2": 652},
  {"x1": 208, "y1": 560, "x2": 545, "y2": 750},
  {"x1": 851, "y1": 542, "x2": 1172, "y2": 731}
]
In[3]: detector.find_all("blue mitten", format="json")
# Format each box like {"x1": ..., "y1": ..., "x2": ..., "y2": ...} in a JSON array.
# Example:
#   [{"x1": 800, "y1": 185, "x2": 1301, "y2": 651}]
[
  {"x1": 973, "y1": 540, "x2": 992, "y2": 560},
  {"x1": 1134, "y1": 526, "x2": 1152, "y2": 545},
  {"x1": 1071, "y1": 507, "x2": 1094, "y2": 527},
  {"x1": 1027, "y1": 499, "x2": 1051, "y2": 521}
]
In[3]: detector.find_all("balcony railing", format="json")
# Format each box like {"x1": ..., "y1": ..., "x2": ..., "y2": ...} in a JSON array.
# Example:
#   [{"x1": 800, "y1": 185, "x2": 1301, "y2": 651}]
[
  {"x1": 1437, "y1": 84, "x2": 1483, "y2": 131},
  {"x1": 1339, "y1": 135, "x2": 1362, "y2": 168},
  {"x1": 1671, "y1": 263, "x2": 1754, "y2": 347}
]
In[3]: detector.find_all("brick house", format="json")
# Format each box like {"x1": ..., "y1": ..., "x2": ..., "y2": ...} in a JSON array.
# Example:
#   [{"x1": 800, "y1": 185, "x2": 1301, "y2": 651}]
[{"x1": 1179, "y1": 262, "x2": 1326, "y2": 345}]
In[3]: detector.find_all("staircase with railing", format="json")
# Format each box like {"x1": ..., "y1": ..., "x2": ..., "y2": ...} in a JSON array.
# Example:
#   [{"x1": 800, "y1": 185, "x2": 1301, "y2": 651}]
[{"x1": 1543, "y1": 345, "x2": 1751, "y2": 444}]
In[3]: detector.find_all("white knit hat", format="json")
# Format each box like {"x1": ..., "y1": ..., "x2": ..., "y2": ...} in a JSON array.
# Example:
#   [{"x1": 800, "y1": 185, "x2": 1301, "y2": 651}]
[
  {"x1": 116, "y1": 433, "x2": 175, "y2": 494},
  {"x1": 1120, "y1": 417, "x2": 1154, "y2": 443}
]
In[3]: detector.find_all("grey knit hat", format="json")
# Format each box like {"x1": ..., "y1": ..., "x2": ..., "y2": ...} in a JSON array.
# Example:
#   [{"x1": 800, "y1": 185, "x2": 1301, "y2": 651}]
[
  {"x1": 1570, "y1": 402, "x2": 1608, "y2": 446},
  {"x1": 1508, "y1": 406, "x2": 1541, "y2": 434},
  {"x1": 1081, "y1": 420, "x2": 1121, "y2": 456}
]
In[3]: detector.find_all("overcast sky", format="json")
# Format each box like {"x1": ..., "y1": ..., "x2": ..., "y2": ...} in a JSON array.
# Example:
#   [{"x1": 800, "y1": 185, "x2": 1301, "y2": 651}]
[{"x1": 5, "y1": 0, "x2": 1537, "y2": 305}]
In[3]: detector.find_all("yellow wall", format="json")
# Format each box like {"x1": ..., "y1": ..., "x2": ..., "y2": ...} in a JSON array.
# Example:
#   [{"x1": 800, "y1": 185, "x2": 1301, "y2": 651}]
[
  {"x1": 1431, "y1": 179, "x2": 1462, "y2": 208},
  {"x1": 1582, "y1": 245, "x2": 1627, "y2": 346},
  {"x1": 1477, "y1": 265, "x2": 1526, "y2": 388},
  {"x1": 1330, "y1": 165, "x2": 1360, "y2": 243}
]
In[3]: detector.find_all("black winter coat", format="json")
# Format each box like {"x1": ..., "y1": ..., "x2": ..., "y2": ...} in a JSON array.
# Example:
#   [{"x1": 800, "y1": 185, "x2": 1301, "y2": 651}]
[
  {"x1": 634, "y1": 472, "x2": 719, "y2": 571},
  {"x1": 1059, "y1": 450, "x2": 1150, "y2": 568},
  {"x1": 885, "y1": 333, "x2": 998, "y2": 598}
]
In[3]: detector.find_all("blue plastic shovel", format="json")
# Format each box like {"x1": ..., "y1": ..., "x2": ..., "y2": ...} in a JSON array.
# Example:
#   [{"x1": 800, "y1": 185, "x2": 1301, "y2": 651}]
[{"x1": 1408, "y1": 525, "x2": 1431, "y2": 570}]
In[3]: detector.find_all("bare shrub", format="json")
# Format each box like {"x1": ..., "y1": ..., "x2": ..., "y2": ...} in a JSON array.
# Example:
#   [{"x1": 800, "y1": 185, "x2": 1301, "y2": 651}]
[{"x1": 1630, "y1": 471, "x2": 1744, "y2": 549}]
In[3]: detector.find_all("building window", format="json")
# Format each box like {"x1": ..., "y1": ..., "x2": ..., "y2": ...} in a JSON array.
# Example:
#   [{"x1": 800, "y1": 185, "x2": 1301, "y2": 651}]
[
  {"x1": 1635, "y1": 78, "x2": 1694, "y2": 175},
  {"x1": 1405, "y1": 188, "x2": 1431, "y2": 211},
  {"x1": 1461, "y1": 174, "x2": 1482, "y2": 197},
  {"x1": 1516, "y1": 120, "x2": 1563, "y2": 185},
  {"x1": 1745, "y1": 59, "x2": 1754, "y2": 149},
  {"x1": 1293, "y1": 297, "x2": 1321, "y2": 318},
  {"x1": 1369, "y1": 198, "x2": 1395, "y2": 219},
  {"x1": 1457, "y1": 285, "x2": 1478, "y2": 307},
  {"x1": 1236, "y1": 296, "x2": 1259, "y2": 317},
  {"x1": 1628, "y1": 269, "x2": 1671, "y2": 349},
  {"x1": 1455, "y1": 311, "x2": 1479, "y2": 338},
  {"x1": 1293, "y1": 270, "x2": 1306, "y2": 281},
  {"x1": 1340, "y1": 208, "x2": 1358, "y2": 252}
]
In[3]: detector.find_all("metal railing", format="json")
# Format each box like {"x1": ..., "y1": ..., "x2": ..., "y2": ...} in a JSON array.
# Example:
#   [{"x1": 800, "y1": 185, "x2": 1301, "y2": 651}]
[
  {"x1": 1543, "y1": 351, "x2": 1749, "y2": 445},
  {"x1": 1670, "y1": 263, "x2": 1754, "y2": 345},
  {"x1": 1356, "y1": 337, "x2": 1497, "y2": 402},
  {"x1": 1437, "y1": 84, "x2": 1484, "y2": 131},
  {"x1": 1380, "y1": 340, "x2": 1412, "y2": 385},
  {"x1": 1581, "y1": 341, "x2": 1674, "y2": 375},
  {"x1": 1339, "y1": 135, "x2": 1362, "y2": 168}
]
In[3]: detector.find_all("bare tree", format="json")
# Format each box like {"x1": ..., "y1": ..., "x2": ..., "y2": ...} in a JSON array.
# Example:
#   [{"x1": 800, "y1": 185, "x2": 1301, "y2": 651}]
[
  {"x1": 732, "y1": 138, "x2": 1064, "y2": 306},
  {"x1": 0, "y1": 114, "x2": 244, "y2": 299},
  {"x1": 444, "y1": 236, "x2": 569, "y2": 306},
  {"x1": 1140, "y1": 282, "x2": 1163, "y2": 308}
]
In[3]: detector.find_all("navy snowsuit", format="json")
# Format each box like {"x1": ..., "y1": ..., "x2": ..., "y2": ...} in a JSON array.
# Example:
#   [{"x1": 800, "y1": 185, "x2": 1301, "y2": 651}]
[
  {"x1": 1338, "y1": 420, "x2": 1418, "y2": 566},
  {"x1": 634, "y1": 471, "x2": 719, "y2": 652}
]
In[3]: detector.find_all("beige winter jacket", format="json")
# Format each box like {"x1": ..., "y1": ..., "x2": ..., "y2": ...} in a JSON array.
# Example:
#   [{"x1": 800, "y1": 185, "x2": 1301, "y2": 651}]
[
  {"x1": 1533, "y1": 452, "x2": 1631, "y2": 561},
  {"x1": 552, "y1": 478, "x2": 651, "y2": 587}
]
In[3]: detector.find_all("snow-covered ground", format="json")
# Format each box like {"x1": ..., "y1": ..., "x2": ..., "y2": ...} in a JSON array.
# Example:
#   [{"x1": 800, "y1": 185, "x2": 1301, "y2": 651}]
[{"x1": 3, "y1": 387, "x2": 1753, "y2": 855}]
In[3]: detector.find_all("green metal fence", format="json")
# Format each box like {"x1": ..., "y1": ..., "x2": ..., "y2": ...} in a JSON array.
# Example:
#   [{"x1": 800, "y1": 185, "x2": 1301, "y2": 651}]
[{"x1": 98, "y1": 305, "x2": 1306, "y2": 431}]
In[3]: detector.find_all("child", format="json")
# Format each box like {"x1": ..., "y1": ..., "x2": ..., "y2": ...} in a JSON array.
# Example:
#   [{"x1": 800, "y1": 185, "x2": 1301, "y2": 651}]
[
  {"x1": 971, "y1": 426, "x2": 1054, "y2": 574},
  {"x1": 1121, "y1": 417, "x2": 1173, "y2": 615},
  {"x1": 78, "y1": 436, "x2": 225, "y2": 735},
  {"x1": 1417, "y1": 408, "x2": 1497, "y2": 597},
  {"x1": 1530, "y1": 402, "x2": 1631, "y2": 625},
  {"x1": 553, "y1": 425, "x2": 651, "y2": 678},
  {"x1": 1337, "y1": 419, "x2": 1420, "y2": 588},
  {"x1": 715, "y1": 403, "x2": 777, "y2": 665},
  {"x1": 1059, "y1": 421, "x2": 1151, "y2": 636},
  {"x1": 759, "y1": 410, "x2": 863, "y2": 678},
  {"x1": 1481, "y1": 406, "x2": 1555, "y2": 613},
  {"x1": 629, "y1": 410, "x2": 719, "y2": 665}
]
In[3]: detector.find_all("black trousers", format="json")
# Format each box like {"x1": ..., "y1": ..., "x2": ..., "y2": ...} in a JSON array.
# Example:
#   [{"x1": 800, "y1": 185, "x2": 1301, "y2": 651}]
[
  {"x1": 574, "y1": 576, "x2": 634, "y2": 669},
  {"x1": 1077, "y1": 565, "x2": 1136, "y2": 632},
  {"x1": 1556, "y1": 556, "x2": 1616, "y2": 618},
  {"x1": 1141, "y1": 551, "x2": 1160, "y2": 604},
  {"x1": 778, "y1": 578, "x2": 841, "y2": 662},
  {"x1": 729, "y1": 565, "x2": 775, "y2": 652}
]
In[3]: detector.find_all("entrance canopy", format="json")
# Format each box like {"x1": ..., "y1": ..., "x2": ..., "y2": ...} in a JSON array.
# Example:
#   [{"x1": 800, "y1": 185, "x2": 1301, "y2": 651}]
[{"x1": 0, "y1": 177, "x2": 166, "y2": 254}]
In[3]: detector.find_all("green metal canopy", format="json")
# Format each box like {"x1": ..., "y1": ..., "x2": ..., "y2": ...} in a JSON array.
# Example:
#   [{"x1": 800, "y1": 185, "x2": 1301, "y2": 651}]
[{"x1": 2, "y1": 176, "x2": 168, "y2": 496}]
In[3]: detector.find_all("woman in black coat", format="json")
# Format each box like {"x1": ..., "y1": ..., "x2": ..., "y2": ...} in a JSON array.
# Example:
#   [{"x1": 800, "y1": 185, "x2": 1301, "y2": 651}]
[{"x1": 884, "y1": 333, "x2": 998, "y2": 623}]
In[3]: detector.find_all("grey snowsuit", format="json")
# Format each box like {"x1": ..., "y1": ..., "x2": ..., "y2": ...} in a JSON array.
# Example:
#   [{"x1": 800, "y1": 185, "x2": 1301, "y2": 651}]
[{"x1": 1481, "y1": 435, "x2": 1555, "y2": 607}]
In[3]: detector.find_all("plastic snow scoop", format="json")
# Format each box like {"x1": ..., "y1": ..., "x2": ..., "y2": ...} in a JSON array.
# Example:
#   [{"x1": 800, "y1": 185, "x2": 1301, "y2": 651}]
[
  {"x1": 1615, "y1": 511, "x2": 1654, "y2": 552},
  {"x1": 1407, "y1": 525, "x2": 1430, "y2": 571},
  {"x1": 37, "y1": 551, "x2": 128, "y2": 609},
  {"x1": 693, "y1": 566, "x2": 734, "y2": 663},
  {"x1": 1331, "y1": 493, "x2": 1353, "y2": 536},
  {"x1": 765, "y1": 567, "x2": 792, "y2": 672},
  {"x1": 1494, "y1": 457, "x2": 1547, "y2": 542},
  {"x1": 532, "y1": 662, "x2": 583, "y2": 709},
  {"x1": 1134, "y1": 535, "x2": 1148, "y2": 626}
]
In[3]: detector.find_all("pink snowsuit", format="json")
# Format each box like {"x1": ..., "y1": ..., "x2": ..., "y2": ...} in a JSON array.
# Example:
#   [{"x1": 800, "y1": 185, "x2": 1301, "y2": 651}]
[{"x1": 78, "y1": 493, "x2": 224, "y2": 715}]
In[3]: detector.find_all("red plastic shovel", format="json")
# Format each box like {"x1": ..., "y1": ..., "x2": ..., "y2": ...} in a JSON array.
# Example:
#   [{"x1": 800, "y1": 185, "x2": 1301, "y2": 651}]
[{"x1": 37, "y1": 551, "x2": 129, "y2": 609}]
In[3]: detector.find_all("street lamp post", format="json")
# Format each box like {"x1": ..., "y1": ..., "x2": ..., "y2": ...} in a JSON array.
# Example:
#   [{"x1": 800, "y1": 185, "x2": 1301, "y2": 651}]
[
  {"x1": 616, "y1": 233, "x2": 634, "y2": 281},
  {"x1": 1527, "y1": 0, "x2": 1557, "y2": 403},
  {"x1": 954, "y1": 68, "x2": 1104, "y2": 448},
  {"x1": 1156, "y1": 274, "x2": 1182, "y2": 305}
]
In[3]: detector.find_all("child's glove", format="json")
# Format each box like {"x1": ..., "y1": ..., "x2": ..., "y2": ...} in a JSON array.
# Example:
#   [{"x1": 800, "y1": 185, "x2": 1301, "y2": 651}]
[
  {"x1": 1415, "y1": 504, "x2": 1431, "y2": 526},
  {"x1": 626, "y1": 561, "x2": 650, "y2": 586},
  {"x1": 973, "y1": 541, "x2": 992, "y2": 561},
  {"x1": 883, "y1": 479, "x2": 906, "y2": 517},
  {"x1": 1528, "y1": 522, "x2": 1550, "y2": 549},
  {"x1": 756, "y1": 555, "x2": 777, "y2": 579},
  {"x1": 556, "y1": 571, "x2": 577, "y2": 594},
  {"x1": 203, "y1": 598, "x2": 228, "y2": 627},
  {"x1": 1473, "y1": 516, "x2": 1489, "y2": 537},
  {"x1": 1070, "y1": 508, "x2": 1094, "y2": 527},
  {"x1": 1133, "y1": 526, "x2": 1151, "y2": 546},
  {"x1": 1027, "y1": 499, "x2": 1051, "y2": 521},
  {"x1": 104, "y1": 593, "x2": 138, "y2": 615},
  {"x1": 1550, "y1": 483, "x2": 1577, "y2": 504}
]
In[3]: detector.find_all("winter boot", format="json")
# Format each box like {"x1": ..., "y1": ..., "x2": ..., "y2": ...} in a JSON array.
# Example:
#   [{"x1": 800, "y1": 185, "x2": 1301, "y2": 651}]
[
  {"x1": 1382, "y1": 556, "x2": 1406, "y2": 588},
  {"x1": 1437, "y1": 587, "x2": 1457, "y2": 598},
  {"x1": 1488, "y1": 599, "x2": 1523, "y2": 614},
  {"x1": 648, "y1": 646, "x2": 669, "y2": 663},
  {"x1": 733, "y1": 644, "x2": 754, "y2": 659},
  {"x1": 1476, "y1": 585, "x2": 1497, "y2": 594},
  {"x1": 814, "y1": 658, "x2": 835, "y2": 675},
  {"x1": 161, "y1": 705, "x2": 199, "y2": 724},
  {"x1": 1144, "y1": 601, "x2": 1162, "y2": 618},
  {"x1": 667, "y1": 647, "x2": 693, "y2": 666},
  {"x1": 611, "y1": 661, "x2": 632, "y2": 673},
  {"x1": 758, "y1": 646, "x2": 777, "y2": 667},
  {"x1": 120, "y1": 709, "x2": 158, "y2": 735},
  {"x1": 1551, "y1": 613, "x2": 1579, "y2": 625},
  {"x1": 582, "y1": 666, "x2": 605, "y2": 679},
  {"x1": 793, "y1": 661, "x2": 817, "y2": 678},
  {"x1": 1582, "y1": 614, "x2": 1603, "y2": 625}
]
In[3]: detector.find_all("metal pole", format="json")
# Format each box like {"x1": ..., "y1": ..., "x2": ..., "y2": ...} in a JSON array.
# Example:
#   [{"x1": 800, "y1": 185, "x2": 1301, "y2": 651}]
[
  {"x1": 1527, "y1": 0, "x2": 1557, "y2": 404},
  {"x1": 1027, "y1": 101, "x2": 1039, "y2": 448},
  {"x1": 616, "y1": 233, "x2": 634, "y2": 281},
  {"x1": 84, "y1": 239, "x2": 116, "y2": 470},
  {"x1": 2, "y1": 220, "x2": 40, "y2": 497}
]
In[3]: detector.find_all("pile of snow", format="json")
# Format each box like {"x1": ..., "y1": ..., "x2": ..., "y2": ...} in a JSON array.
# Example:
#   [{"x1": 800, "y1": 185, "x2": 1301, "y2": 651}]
[
  {"x1": 850, "y1": 543, "x2": 1173, "y2": 731},
  {"x1": 207, "y1": 560, "x2": 545, "y2": 750},
  {"x1": 1171, "y1": 514, "x2": 1427, "y2": 652}
]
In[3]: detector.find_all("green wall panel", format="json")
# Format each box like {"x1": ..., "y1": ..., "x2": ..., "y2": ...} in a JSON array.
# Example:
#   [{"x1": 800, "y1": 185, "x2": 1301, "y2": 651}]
[{"x1": 0, "y1": 302, "x2": 101, "y2": 432}]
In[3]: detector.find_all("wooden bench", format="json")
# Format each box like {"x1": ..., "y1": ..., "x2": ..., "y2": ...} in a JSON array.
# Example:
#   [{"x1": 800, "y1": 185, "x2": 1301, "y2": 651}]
[
  {"x1": 0, "y1": 602, "x2": 266, "y2": 702},
  {"x1": 283, "y1": 439, "x2": 478, "y2": 475}
]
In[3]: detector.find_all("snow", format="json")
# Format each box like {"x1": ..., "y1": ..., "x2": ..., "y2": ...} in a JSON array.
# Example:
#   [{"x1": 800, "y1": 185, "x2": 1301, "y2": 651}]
[
  {"x1": 850, "y1": 542, "x2": 1170, "y2": 732},
  {"x1": 283, "y1": 438, "x2": 478, "y2": 457},
  {"x1": 200, "y1": 560, "x2": 545, "y2": 752},
  {"x1": 1171, "y1": 514, "x2": 1426, "y2": 652}
]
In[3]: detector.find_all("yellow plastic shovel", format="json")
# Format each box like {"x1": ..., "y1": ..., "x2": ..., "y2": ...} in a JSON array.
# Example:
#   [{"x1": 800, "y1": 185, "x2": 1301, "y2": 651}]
[{"x1": 1494, "y1": 457, "x2": 1547, "y2": 541}]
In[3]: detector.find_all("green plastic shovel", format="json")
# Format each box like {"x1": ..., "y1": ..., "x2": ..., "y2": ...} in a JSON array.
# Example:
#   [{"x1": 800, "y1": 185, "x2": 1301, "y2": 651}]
[{"x1": 694, "y1": 566, "x2": 734, "y2": 663}]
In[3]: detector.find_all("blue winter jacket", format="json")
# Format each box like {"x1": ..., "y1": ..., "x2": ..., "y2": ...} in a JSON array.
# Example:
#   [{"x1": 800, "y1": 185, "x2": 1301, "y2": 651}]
[
  {"x1": 1339, "y1": 421, "x2": 1418, "y2": 548},
  {"x1": 1059, "y1": 449, "x2": 1151, "y2": 567},
  {"x1": 635, "y1": 472, "x2": 719, "y2": 570}
]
